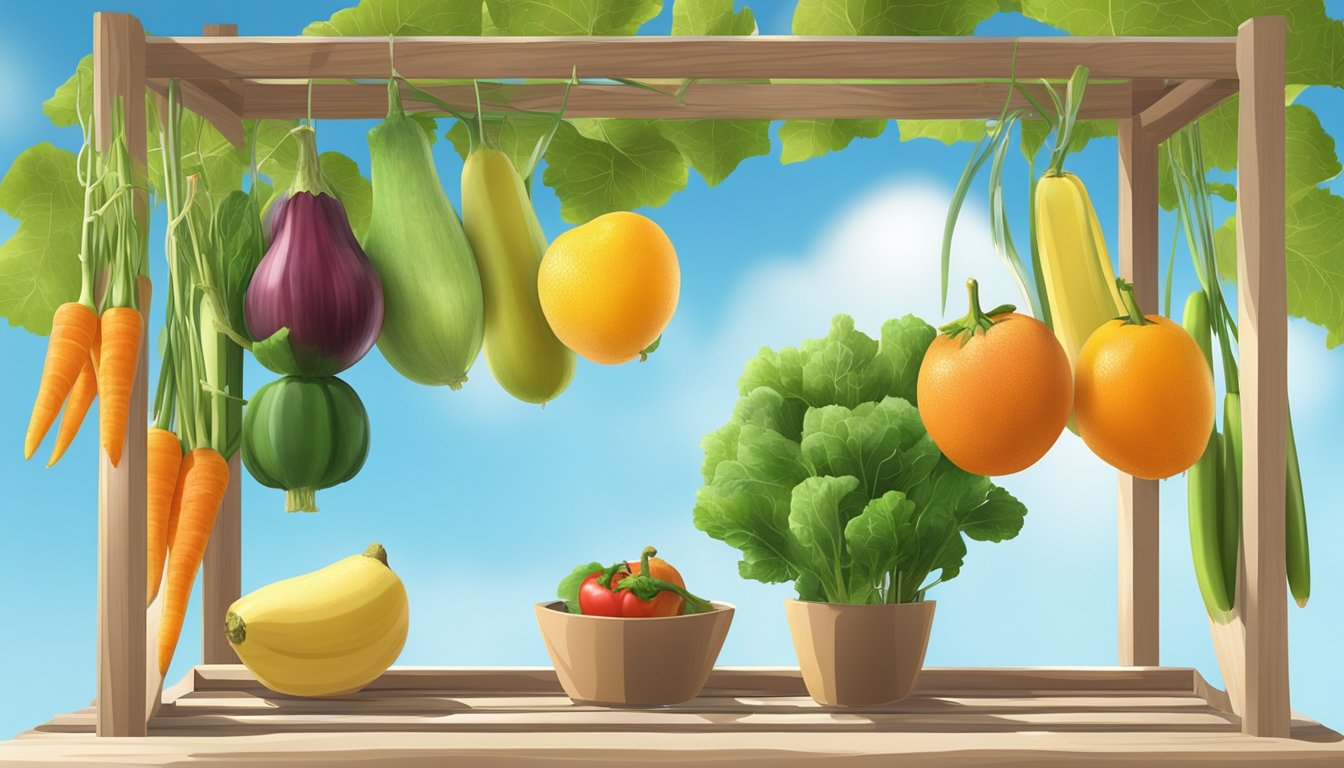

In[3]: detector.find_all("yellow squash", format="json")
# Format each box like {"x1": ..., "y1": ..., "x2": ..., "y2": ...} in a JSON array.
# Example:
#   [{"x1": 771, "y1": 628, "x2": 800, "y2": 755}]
[
  {"x1": 461, "y1": 148, "x2": 575, "y2": 404},
  {"x1": 225, "y1": 543, "x2": 408, "y2": 697}
]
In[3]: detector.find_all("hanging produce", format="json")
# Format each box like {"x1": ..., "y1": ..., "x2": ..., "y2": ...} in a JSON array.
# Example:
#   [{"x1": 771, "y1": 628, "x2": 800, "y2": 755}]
[
  {"x1": 1167, "y1": 126, "x2": 1310, "y2": 618},
  {"x1": 226, "y1": 543, "x2": 409, "y2": 698},
  {"x1": 241, "y1": 375, "x2": 370, "y2": 513},
  {"x1": 538, "y1": 211, "x2": 679, "y2": 365},
  {"x1": 917, "y1": 279, "x2": 1071, "y2": 476},
  {"x1": 363, "y1": 80, "x2": 484, "y2": 388},
  {"x1": 1030, "y1": 68, "x2": 1124, "y2": 399},
  {"x1": 1073, "y1": 279, "x2": 1214, "y2": 480},
  {"x1": 25, "y1": 97, "x2": 143, "y2": 468},
  {"x1": 462, "y1": 144, "x2": 575, "y2": 404},
  {"x1": 245, "y1": 125, "x2": 384, "y2": 377}
]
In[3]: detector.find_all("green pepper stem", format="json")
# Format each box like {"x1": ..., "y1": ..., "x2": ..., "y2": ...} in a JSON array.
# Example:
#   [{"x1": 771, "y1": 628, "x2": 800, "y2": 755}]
[{"x1": 1116, "y1": 278, "x2": 1152, "y2": 326}]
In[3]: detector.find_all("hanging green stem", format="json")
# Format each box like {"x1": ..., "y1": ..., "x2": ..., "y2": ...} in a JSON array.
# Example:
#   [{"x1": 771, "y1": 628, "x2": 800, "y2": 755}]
[
  {"x1": 1114, "y1": 279, "x2": 1151, "y2": 326},
  {"x1": 939, "y1": 278, "x2": 1015, "y2": 345}
]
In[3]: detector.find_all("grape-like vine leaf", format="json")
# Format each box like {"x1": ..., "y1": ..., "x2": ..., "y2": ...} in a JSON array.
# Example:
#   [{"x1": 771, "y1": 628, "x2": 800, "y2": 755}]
[
  {"x1": 542, "y1": 119, "x2": 688, "y2": 223},
  {"x1": 304, "y1": 0, "x2": 482, "y2": 36},
  {"x1": 485, "y1": 0, "x2": 662, "y2": 35},
  {"x1": 0, "y1": 144, "x2": 84, "y2": 335}
]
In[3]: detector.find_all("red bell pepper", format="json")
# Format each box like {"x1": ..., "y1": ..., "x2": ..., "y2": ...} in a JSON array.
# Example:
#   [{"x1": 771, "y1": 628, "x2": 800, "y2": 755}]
[{"x1": 563, "y1": 547, "x2": 714, "y2": 617}]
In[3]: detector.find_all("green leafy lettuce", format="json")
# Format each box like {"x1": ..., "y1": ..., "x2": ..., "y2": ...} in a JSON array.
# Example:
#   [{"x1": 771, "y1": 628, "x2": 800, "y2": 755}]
[{"x1": 694, "y1": 314, "x2": 1028, "y2": 604}]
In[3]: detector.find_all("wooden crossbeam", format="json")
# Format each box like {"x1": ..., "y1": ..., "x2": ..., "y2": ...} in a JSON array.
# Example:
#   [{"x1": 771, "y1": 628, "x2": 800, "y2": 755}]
[
  {"x1": 144, "y1": 35, "x2": 1239, "y2": 82},
  {"x1": 240, "y1": 80, "x2": 1141, "y2": 121},
  {"x1": 146, "y1": 79, "x2": 245, "y2": 147},
  {"x1": 1140, "y1": 78, "x2": 1239, "y2": 142}
]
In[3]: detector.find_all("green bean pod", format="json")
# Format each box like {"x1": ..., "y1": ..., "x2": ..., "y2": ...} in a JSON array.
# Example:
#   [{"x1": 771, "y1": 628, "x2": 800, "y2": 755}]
[
  {"x1": 1220, "y1": 392, "x2": 1243, "y2": 605},
  {"x1": 1183, "y1": 291, "x2": 1232, "y2": 620},
  {"x1": 1285, "y1": 409, "x2": 1310, "y2": 607}
]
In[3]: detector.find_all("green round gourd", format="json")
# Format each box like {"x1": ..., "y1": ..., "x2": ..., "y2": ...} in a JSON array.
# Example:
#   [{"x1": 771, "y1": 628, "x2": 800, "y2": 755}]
[{"x1": 241, "y1": 375, "x2": 370, "y2": 513}]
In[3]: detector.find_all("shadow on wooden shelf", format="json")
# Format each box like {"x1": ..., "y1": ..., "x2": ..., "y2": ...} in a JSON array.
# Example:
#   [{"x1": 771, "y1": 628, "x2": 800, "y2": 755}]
[{"x1": 3, "y1": 666, "x2": 1340, "y2": 766}]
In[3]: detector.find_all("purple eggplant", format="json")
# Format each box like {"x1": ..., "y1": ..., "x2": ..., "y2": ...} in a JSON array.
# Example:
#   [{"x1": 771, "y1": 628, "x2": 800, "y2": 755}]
[{"x1": 245, "y1": 126, "x2": 383, "y2": 376}]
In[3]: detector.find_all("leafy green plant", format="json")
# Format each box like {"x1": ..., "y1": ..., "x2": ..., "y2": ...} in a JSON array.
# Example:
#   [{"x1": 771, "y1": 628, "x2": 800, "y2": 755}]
[{"x1": 693, "y1": 314, "x2": 1028, "y2": 605}]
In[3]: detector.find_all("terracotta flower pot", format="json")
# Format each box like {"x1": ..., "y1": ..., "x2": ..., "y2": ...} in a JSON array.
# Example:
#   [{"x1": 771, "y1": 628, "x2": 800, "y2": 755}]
[
  {"x1": 784, "y1": 598, "x2": 935, "y2": 706},
  {"x1": 534, "y1": 601, "x2": 734, "y2": 707}
]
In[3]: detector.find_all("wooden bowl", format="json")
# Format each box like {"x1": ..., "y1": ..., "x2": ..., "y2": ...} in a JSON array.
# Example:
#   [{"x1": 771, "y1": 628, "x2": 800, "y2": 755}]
[{"x1": 534, "y1": 601, "x2": 734, "y2": 707}]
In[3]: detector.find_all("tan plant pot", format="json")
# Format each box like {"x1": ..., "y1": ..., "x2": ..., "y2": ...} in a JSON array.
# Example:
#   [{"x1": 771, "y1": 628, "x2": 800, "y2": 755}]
[
  {"x1": 785, "y1": 598, "x2": 936, "y2": 706},
  {"x1": 534, "y1": 601, "x2": 734, "y2": 707}
]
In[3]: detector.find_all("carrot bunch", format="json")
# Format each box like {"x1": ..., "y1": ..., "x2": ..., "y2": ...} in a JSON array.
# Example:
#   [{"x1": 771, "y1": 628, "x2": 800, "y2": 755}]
[
  {"x1": 25, "y1": 91, "x2": 145, "y2": 470},
  {"x1": 150, "y1": 82, "x2": 255, "y2": 676}
]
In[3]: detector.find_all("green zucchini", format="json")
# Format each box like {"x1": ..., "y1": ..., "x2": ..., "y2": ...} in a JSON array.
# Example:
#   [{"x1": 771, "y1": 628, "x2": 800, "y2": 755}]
[
  {"x1": 1183, "y1": 291, "x2": 1232, "y2": 621},
  {"x1": 364, "y1": 80, "x2": 484, "y2": 388},
  {"x1": 1285, "y1": 407, "x2": 1310, "y2": 607},
  {"x1": 461, "y1": 147, "x2": 575, "y2": 404},
  {"x1": 1220, "y1": 392, "x2": 1242, "y2": 606}
]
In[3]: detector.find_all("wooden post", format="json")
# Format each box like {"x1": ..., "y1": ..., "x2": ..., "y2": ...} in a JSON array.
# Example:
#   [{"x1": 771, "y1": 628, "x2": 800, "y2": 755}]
[
  {"x1": 94, "y1": 11, "x2": 148, "y2": 737},
  {"x1": 1235, "y1": 16, "x2": 1290, "y2": 738},
  {"x1": 199, "y1": 22, "x2": 244, "y2": 666},
  {"x1": 1115, "y1": 82, "x2": 1163, "y2": 667}
]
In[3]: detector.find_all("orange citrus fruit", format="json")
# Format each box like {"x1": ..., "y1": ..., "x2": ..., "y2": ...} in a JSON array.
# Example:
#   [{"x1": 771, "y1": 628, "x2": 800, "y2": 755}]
[
  {"x1": 538, "y1": 211, "x2": 679, "y2": 365},
  {"x1": 918, "y1": 279, "x2": 1073, "y2": 476},
  {"x1": 1073, "y1": 281, "x2": 1214, "y2": 480}
]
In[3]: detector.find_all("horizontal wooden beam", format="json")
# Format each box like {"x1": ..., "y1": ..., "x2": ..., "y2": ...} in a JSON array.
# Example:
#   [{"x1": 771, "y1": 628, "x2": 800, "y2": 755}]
[
  {"x1": 242, "y1": 80, "x2": 1139, "y2": 121},
  {"x1": 145, "y1": 35, "x2": 1239, "y2": 82},
  {"x1": 1139, "y1": 78, "x2": 1239, "y2": 142}
]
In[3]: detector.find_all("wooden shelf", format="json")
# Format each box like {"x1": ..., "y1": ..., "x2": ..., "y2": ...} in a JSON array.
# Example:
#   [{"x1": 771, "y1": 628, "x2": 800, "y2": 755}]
[{"x1": 5, "y1": 666, "x2": 1341, "y2": 766}]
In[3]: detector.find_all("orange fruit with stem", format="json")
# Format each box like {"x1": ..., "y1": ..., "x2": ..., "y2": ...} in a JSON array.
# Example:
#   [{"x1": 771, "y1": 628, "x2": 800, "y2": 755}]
[
  {"x1": 538, "y1": 211, "x2": 679, "y2": 365},
  {"x1": 917, "y1": 278, "x2": 1073, "y2": 476},
  {"x1": 1073, "y1": 279, "x2": 1215, "y2": 479}
]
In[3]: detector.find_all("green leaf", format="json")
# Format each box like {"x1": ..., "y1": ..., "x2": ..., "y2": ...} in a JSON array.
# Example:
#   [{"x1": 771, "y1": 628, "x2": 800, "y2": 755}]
[
  {"x1": 305, "y1": 0, "x2": 483, "y2": 35},
  {"x1": 485, "y1": 0, "x2": 662, "y2": 35},
  {"x1": 1020, "y1": 119, "x2": 1115, "y2": 164},
  {"x1": 788, "y1": 475, "x2": 861, "y2": 603},
  {"x1": 844, "y1": 491, "x2": 915, "y2": 602},
  {"x1": 779, "y1": 119, "x2": 886, "y2": 165},
  {"x1": 739, "y1": 314, "x2": 935, "y2": 416},
  {"x1": 43, "y1": 55, "x2": 92, "y2": 128},
  {"x1": 898, "y1": 120, "x2": 987, "y2": 145},
  {"x1": 783, "y1": 0, "x2": 1000, "y2": 163},
  {"x1": 693, "y1": 422, "x2": 811, "y2": 585},
  {"x1": 557, "y1": 561, "x2": 604, "y2": 613},
  {"x1": 1216, "y1": 188, "x2": 1344, "y2": 349},
  {"x1": 673, "y1": 0, "x2": 756, "y2": 35},
  {"x1": 149, "y1": 109, "x2": 249, "y2": 211},
  {"x1": 659, "y1": 120, "x2": 771, "y2": 187},
  {"x1": 792, "y1": 0, "x2": 999, "y2": 36},
  {"x1": 800, "y1": 398, "x2": 942, "y2": 502},
  {"x1": 409, "y1": 113, "x2": 439, "y2": 145},
  {"x1": 251, "y1": 327, "x2": 300, "y2": 375},
  {"x1": 1019, "y1": 0, "x2": 1344, "y2": 88},
  {"x1": 319, "y1": 152, "x2": 373, "y2": 240},
  {"x1": 906, "y1": 457, "x2": 1028, "y2": 542},
  {"x1": 210, "y1": 191, "x2": 265, "y2": 335},
  {"x1": 542, "y1": 119, "x2": 688, "y2": 223},
  {"x1": 0, "y1": 144, "x2": 84, "y2": 335}
]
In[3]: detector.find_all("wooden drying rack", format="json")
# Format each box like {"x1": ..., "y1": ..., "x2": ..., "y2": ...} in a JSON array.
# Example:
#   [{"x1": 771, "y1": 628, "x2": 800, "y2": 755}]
[{"x1": 29, "y1": 10, "x2": 1327, "y2": 763}]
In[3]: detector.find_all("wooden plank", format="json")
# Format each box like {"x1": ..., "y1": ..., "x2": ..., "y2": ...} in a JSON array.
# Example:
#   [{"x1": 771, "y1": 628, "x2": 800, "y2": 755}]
[
  {"x1": 1235, "y1": 15, "x2": 1290, "y2": 739},
  {"x1": 240, "y1": 80, "x2": 1138, "y2": 121},
  {"x1": 1116, "y1": 99, "x2": 1163, "y2": 668},
  {"x1": 145, "y1": 23, "x2": 244, "y2": 149},
  {"x1": 93, "y1": 11, "x2": 148, "y2": 739},
  {"x1": 1139, "y1": 79, "x2": 1239, "y2": 142},
  {"x1": 144, "y1": 35, "x2": 1239, "y2": 82},
  {"x1": 201, "y1": 453, "x2": 241, "y2": 664},
  {"x1": 8, "y1": 727, "x2": 1344, "y2": 766},
  {"x1": 187, "y1": 665, "x2": 1202, "y2": 696}
]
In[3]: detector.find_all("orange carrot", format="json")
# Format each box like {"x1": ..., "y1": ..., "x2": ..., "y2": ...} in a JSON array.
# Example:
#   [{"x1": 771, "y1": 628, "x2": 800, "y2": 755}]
[
  {"x1": 25, "y1": 302, "x2": 98, "y2": 460},
  {"x1": 45, "y1": 352, "x2": 98, "y2": 467},
  {"x1": 97, "y1": 307, "x2": 143, "y2": 467},
  {"x1": 157, "y1": 447, "x2": 228, "y2": 675},
  {"x1": 147, "y1": 428, "x2": 184, "y2": 606}
]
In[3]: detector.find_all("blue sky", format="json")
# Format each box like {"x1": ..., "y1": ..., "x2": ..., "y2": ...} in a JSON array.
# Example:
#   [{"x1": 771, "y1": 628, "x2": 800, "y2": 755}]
[{"x1": 1, "y1": 0, "x2": 1342, "y2": 740}]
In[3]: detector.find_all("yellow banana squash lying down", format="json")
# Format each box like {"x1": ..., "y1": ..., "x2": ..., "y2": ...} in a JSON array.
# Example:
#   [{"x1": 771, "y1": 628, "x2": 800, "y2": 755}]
[{"x1": 225, "y1": 543, "x2": 409, "y2": 697}]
